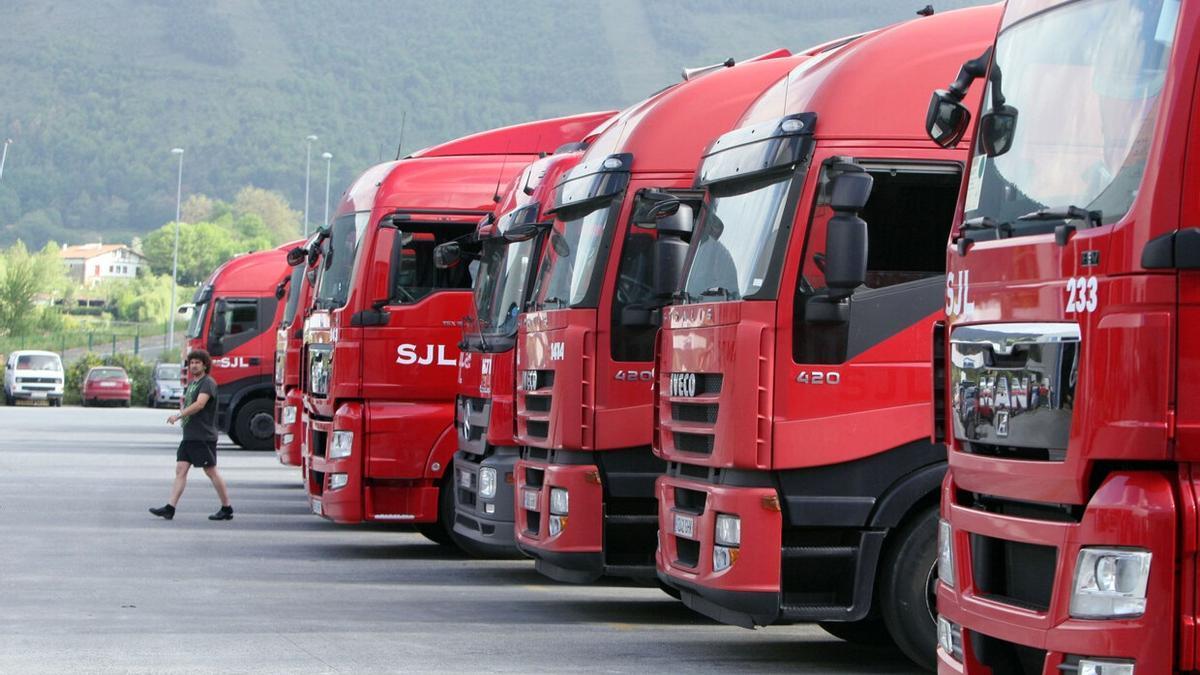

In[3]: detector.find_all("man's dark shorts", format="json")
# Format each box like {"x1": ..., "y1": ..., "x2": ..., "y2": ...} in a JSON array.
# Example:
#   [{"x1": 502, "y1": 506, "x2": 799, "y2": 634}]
[{"x1": 177, "y1": 440, "x2": 217, "y2": 468}]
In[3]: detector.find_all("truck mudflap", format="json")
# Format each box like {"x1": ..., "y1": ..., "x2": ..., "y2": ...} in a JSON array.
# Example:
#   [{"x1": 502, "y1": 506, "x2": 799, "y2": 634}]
[
  {"x1": 938, "y1": 470, "x2": 1178, "y2": 674},
  {"x1": 452, "y1": 446, "x2": 520, "y2": 556}
]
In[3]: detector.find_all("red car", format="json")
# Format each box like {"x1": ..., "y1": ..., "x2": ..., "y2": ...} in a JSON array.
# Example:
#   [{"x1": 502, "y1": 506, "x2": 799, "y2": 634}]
[{"x1": 82, "y1": 367, "x2": 132, "y2": 407}]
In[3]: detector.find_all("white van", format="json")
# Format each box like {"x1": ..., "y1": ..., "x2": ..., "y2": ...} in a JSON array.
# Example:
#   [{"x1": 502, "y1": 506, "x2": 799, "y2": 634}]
[{"x1": 4, "y1": 350, "x2": 64, "y2": 406}]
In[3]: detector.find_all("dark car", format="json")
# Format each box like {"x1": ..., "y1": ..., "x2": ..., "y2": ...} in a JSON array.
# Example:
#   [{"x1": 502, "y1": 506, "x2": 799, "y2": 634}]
[
  {"x1": 82, "y1": 367, "x2": 132, "y2": 407},
  {"x1": 148, "y1": 363, "x2": 184, "y2": 408}
]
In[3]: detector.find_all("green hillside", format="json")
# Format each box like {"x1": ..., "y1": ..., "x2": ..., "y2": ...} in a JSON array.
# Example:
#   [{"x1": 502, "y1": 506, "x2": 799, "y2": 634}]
[{"x1": 0, "y1": 0, "x2": 991, "y2": 248}]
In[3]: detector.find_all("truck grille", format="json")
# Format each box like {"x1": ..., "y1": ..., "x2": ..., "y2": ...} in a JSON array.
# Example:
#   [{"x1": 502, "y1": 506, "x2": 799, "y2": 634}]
[
  {"x1": 671, "y1": 403, "x2": 718, "y2": 424},
  {"x1": 526, "y1": 420, "x2": 549, "y2": 439},
  {"x1": 968, "y1": 631, "x2": 1047, "y2": 674},
  {"x1": 457, "y1": 395, "x2": 489, "y2": 455},
  {"x1": 672, "y1": 432, "x2": 715, "y2": 456},
  {"x1": 970, "y1": 533, "x2": 1056, "y2": 612}
]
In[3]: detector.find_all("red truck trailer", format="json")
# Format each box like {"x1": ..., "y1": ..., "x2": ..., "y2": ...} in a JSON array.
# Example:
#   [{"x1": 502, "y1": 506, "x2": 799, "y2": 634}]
[
  {"x1": 651, "y1": 6, "x2": 1001, "y2": 669},
  {"x1": 185, "y1": 241, "x2": 300, "y2": 450},
  {"x1": 447, "y1": 120, "x2": 616, "y2": 556},
  {"x1": 928, "y1": 0, "x2": 1194, "y2": 672},
  {"x1": 301, "y1": 114, "x2": 611, "y2": 545},
  {"x1": 511, "y1": 50, "x2": 812, "y2": 583}
]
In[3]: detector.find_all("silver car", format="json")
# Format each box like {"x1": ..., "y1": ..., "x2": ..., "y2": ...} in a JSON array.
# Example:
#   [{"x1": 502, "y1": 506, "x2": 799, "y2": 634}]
[{"x1": 147, "y1": 363, "x2": 184, "y2": 408}]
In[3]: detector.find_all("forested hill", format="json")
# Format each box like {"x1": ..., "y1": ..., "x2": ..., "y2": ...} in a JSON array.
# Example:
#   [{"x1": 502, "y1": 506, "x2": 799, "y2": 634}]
[{"x1": 0, "y1": 0, "x2": 989, "y2": 248}]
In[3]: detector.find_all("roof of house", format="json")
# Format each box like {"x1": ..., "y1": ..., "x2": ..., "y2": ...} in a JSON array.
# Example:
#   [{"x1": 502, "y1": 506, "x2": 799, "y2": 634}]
[{"x1": 59, "y1": 243, "x2": 145, "y2": 261}]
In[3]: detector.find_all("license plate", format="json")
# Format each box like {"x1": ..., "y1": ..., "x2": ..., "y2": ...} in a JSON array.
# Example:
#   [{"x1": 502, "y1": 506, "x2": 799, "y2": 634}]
[
  {"x1": 100, "y1": 382, "x2": 117, "y2": 387},
  {"x1": 523, "y1": 489, "x2": 539, "y2": 511},
  {"x1": 674, "y1": 513, "x2": 695, "y2": 539},
  {"x1": 311, "y1": 499, "x2": 322, "y2": 516},
  {"x1": 459, "y1": 470, "x2": 472, "y2": 488},
  {"x1": 31, "y1": 392, "x2": 46, "y2": 399}
]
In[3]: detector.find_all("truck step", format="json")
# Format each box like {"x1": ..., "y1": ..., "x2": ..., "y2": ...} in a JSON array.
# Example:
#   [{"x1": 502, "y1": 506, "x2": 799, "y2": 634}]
[
  {"x1": 780, "y1": 545, "x2": 856, "y2": 559},
  {"x1": 605, "y1": 514, "x2": 658, "y2": 525},
  {"x1": 779, "y1": 604, "x2": 856, "y2": 621}
]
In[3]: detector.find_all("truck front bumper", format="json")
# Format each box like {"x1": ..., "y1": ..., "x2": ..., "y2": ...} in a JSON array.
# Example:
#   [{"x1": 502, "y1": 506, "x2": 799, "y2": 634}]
[
  {"x1": 513, "y1": 455, "x2": 604, "y2": 583},
  {"x1": 452, "y1": 447, "x2": 519, "y2": 557}
]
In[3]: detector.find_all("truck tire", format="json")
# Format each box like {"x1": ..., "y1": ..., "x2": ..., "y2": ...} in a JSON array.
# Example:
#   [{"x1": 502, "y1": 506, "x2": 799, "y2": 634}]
[
  {"x1": 818, "y1": 617, "x2": 896, "y2": 647},
  {"x1": 232, "y1": 398, "x2": 274, "y2": 450},
  {"x1": 880, "y1": 505, "x2": 939, "y2": 672}
]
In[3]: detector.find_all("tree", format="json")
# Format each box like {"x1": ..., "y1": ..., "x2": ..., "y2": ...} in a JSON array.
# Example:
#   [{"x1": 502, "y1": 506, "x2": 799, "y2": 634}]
[
  {"x1": 233, "y1": 187, "x2": 301, "y2": 244},
  {"x1": 0, "y1": 241, "x2": 67, "y2": 337},
  {"x1": 181, "y1": 194, "x2": 217, "y2": 223}
]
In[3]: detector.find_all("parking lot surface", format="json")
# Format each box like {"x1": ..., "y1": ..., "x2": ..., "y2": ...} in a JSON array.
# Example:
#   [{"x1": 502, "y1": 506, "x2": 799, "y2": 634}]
[{"x1": 0, "y1": 406, "x2": 919, "y2": 673}]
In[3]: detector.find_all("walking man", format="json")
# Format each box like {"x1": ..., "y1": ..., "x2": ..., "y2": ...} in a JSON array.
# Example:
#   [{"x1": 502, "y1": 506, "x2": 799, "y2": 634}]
[{"x1": 149, "y1": 350, "x2": 233, "y2": 521}]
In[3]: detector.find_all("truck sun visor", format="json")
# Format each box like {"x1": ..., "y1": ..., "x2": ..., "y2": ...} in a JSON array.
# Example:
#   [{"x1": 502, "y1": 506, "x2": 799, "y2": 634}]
[
  {"x1": 549, "y1": 153, "x2": 632, "y2": 214},
  {"x1": 697, "y1": 112, "x2": 817, "y2": 188}
]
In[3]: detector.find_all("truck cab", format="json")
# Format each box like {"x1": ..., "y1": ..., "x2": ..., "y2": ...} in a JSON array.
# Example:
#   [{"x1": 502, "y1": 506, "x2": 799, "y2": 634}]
[
  {"x1": 511, "y1": 51, "x2": 808, "y2": 583},
  {"x1": 448, "y1": 127, "x2": 615, "y2": 556},
  {"x1": 275, "y1": 233, "x2": 321, "y2": 467},
  {"x1": 930, "y1": 1, "x2": 1195, "y2": 672},
  {"x1": 186, "y1": 241, "x2": 299, "y2": 449},
  {"x1": 651, "y1": 7, "x2": 1000, "y2": 669},
  {"x1": 300, "y1": 114, "x2": 614, "y2": 548}
]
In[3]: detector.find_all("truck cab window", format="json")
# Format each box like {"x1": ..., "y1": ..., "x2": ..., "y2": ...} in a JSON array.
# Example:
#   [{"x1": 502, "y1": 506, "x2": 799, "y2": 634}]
[
  {"x1": 794, "y1": 162, "x2": 961, "y2": 364},
  {"x1": 390, "y1": 228, "x2": 473, "y2": 305}
]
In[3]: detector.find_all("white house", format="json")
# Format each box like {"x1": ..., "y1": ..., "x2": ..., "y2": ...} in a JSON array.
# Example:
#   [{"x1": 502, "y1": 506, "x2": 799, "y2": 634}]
[{"x1": 59, "y1": 243, "x2": 146, "y2": 287}]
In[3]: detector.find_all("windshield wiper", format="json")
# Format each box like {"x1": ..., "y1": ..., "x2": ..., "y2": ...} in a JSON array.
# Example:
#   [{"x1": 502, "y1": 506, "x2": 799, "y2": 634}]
[
  {"x1": 541, "y1": 296, "x2": 567, "y2": 309},
  {"x1": 1017, "y1": 206, "x2": 1102, "y2": 229},
  {"x1": 700, "y1": 286, "x2": 736, "y2": 301}
]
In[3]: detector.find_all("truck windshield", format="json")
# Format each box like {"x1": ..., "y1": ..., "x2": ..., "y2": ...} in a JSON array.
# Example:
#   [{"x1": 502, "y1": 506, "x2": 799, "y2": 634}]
[
  {"x1": 315, "y1": 212, "x2": 371, "y2": 309},
  {"x1": 531, "y1": 202, "x2": 615, "y2": 310},
  {"x1": 281, "y1": 263, "x2": 305, "y2": 328},
  {"x1": 683, "y1": 176, "x2": 792, "y2": 302},
  {"x1": 486, "y1": 237, "x2": 538, "y2": 335},
  {"x1": 186, "y1": 303, "x2": 208, "y2": 339},
  {"x1": 964, "y1": 0, "x2": 1179, "y2": 233}
]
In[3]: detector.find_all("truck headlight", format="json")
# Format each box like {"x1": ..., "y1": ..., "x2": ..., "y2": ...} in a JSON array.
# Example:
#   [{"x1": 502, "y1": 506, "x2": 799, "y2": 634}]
[
  {"x1": 479, "y1": 467, "x2": 497, "y2": 499},
  {"x1": 550, "y1": 488, "x2": 569, "y2": 515},
  {"x1": 715, "y1": 514, "x2": 741, "y2": 547},
  {"x1": 937, "y1": 617, "x2": 964, "y2": 663},
  {"x1": 329, "y1": 431, "x2": 353, "y2": 459},
  {"x1": 1078, "y1": 659, "x2": 1135, "y2": 675},
  {"x1": 282, "y1": 405, "x2": 297, "y2": 425},
  {"x1": 329, "y1": 473, "x2": 348, "y2": 490},
  {"x1": 713, "y1": 545, "x2": 739, "y2": 572},
  {"x1": 938, "y1": 519, "x2": 955, "y2": 589},
  {"x1": 1070, "y1": 548, "x2": 1151, "y2": 618}
]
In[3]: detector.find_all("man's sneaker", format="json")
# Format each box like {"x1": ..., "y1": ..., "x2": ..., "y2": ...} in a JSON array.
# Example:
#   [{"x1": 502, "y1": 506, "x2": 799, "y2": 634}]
[
  {"x1": 149, "y1": 504, "x2": 175, "y2": 520},
  {"x1": 208, "y1": 505, "x2": 234, "y2": 521}
]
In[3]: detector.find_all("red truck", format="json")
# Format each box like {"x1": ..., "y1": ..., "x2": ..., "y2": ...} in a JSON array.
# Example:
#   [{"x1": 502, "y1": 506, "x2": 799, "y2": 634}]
[
  {"x1": 274, "y1": 236, "x2": 316, "y2": 466},
  {"x1": 301, "y1": 114, "x2": 611, "y2": 545},
  {"x1": 511, "y1": 50, "x2": 814, "y2": 583},
  {"x1": 447, "y1": 119, "x2": 616, "y2": 556},
  {"x1": 928, "y1": 0, "x2": 1194, "y2": 672},
  {"x1": 185, "y1": 241, "x2": 299, "y2": 450},
  {"x1": 651, "y1": 6, "x2": 1001, "y2": 670}
]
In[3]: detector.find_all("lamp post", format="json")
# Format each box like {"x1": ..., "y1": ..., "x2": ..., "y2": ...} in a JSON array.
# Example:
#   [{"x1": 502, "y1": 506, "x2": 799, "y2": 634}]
[
  {"x1": 321, "y1": 151, "x2": 333, "y2": 228},
  {"x1": 303, "y1": 134, "x2": 318, "y2": 236},
  {"x1": 0, "y1": 139, "x2": 12, "y2": 180},
  {"x1": 168, "y1": 147, "x2": 185, "y2": 354}
]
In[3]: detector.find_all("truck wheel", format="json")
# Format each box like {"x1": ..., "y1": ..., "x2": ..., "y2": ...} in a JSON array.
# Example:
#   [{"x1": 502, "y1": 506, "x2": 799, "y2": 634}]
[
  {"x1": 233, "y1": 399, "x2": 274, "y2": 450},
  {"x1": 818, "y1": 617, "x2": 896, "y2": 647},
  {"x1": 880, "y1": 505, "x2": 939, "y2": 671}
]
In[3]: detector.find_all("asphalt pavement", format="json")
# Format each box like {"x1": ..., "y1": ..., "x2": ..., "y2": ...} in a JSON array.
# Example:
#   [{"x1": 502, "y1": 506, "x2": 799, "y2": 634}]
[{"x1": 0, "y1": 405, "x2": 921, "y2": 673}]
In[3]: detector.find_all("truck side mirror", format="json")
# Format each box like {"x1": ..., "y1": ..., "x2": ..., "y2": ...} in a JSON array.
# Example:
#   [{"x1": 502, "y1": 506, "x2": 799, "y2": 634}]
[
  {"x1": 286, "y1": 246, "x2": 307, "y2": 266},
  {"x1": 926, "y1": 89, "x2": 971, "y2": 148},
  {"x1": 653, "y1": 203, "x2": 694, "y2": 300},
  {"x1": 433, "y1": 241, "x2": 462, "y2": 269},
  {"x1": 370, "y1": 227, "x2": 397, "y2": 309},
  {"x1": 503, "y1": 221, "x2": 550, "y2": 242},
  {"x1": 978, "y1": 105, "x2": 1018, "y2": 157},
  {"x1": 823, "y1": 170, "x2": 873, "y2": 298}
]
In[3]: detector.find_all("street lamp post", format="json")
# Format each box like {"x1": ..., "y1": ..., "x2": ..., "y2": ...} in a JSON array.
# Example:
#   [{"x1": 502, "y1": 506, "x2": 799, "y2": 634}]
[
  {"x1": 0, "y1": 139, "x2": 13, "y2": 180},
  {"x1": 303, "y1": 134, "x2": 318, "y2": 237},
  {"x1": 168, "y1": 147, "x2": 185, "y2": 354},
  {"x1": 322, "y1": 152, "x2": 333, "y2": 228}
]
